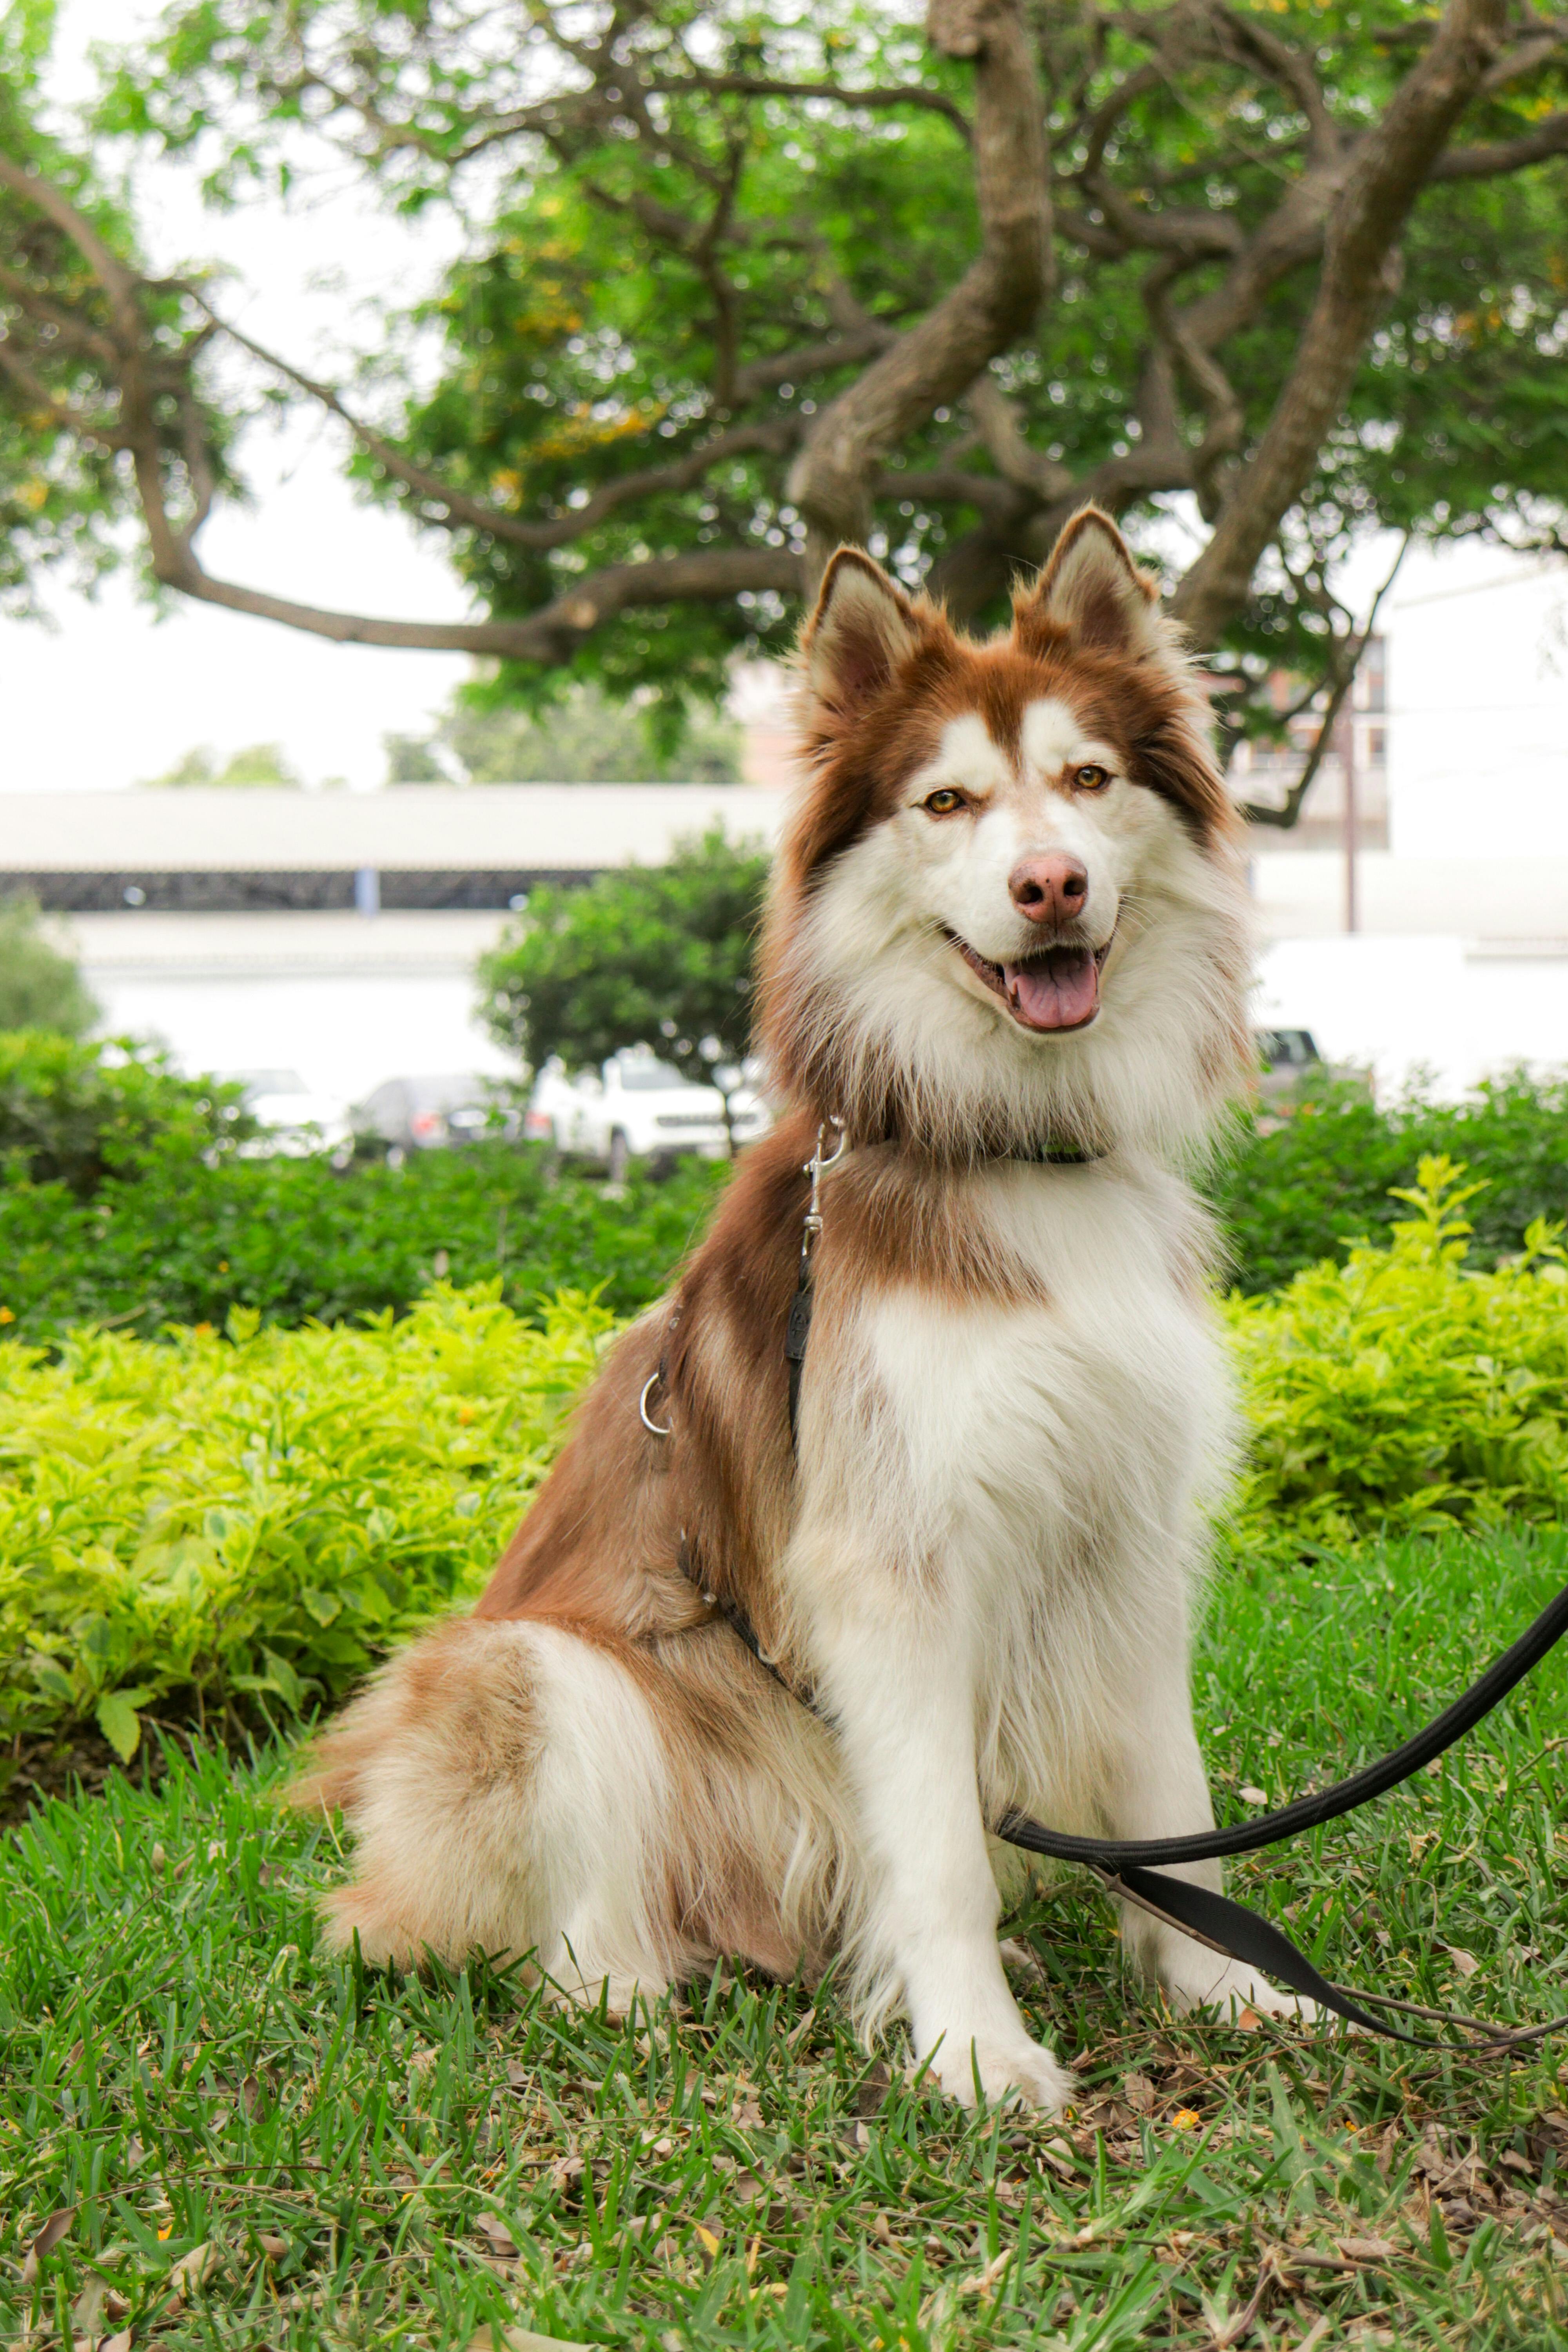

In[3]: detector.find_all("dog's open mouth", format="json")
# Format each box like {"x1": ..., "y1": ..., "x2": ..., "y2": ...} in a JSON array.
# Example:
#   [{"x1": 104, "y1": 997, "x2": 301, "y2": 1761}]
[{"x1": 947, "y1": 929, "x2": 1112, "y2": 1034}]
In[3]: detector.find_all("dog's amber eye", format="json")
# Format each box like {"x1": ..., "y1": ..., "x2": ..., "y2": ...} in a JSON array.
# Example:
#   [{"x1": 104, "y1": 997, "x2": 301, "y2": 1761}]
[
  {"x1": 922, "y1": 788, "x2": 966, "y2": 815},
  {"x1": 1074, "y1": 763, "x2": 1111, "y2": 792}
]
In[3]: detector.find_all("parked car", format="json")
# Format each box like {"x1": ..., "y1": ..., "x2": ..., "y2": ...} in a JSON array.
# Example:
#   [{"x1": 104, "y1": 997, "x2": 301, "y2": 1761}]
[
  {"x1": 529, "y1": 1048, "x2": 771, "y2": 1178},
  {"x1": 219, "y1": 1068, "x2": 353, "y2": 1160},
  {"x1": 1252, "y1": 1027, "x2": 1370, "y2": 1105},
  {"x1": 1254, "y1": 1027, "x2": 1323, "y2": 1094},
  {"x1": 354, "y1": 1073, "x2": 518, "y2": 1164}
]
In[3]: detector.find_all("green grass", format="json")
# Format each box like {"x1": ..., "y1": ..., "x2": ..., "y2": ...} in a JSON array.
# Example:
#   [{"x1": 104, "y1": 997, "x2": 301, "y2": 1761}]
[{"x1": 5, "y1": 1524, "x2": 1568, "y2": 2351}]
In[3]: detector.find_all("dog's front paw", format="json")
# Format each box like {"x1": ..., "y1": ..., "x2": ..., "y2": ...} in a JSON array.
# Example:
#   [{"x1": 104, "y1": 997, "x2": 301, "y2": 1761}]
[
  {"x1": 1162, "y1": 1953, "x2": 1321, "y2": 2028},
  {"x1": 917, "y1": 2027, "x2": 1075, "y2": 2114}
]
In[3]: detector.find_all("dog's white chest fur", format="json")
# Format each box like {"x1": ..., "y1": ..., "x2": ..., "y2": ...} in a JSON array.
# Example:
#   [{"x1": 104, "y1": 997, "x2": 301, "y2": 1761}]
[{"x1": 853, "y1": 1161, "x2": 1230, "y2": 1583}]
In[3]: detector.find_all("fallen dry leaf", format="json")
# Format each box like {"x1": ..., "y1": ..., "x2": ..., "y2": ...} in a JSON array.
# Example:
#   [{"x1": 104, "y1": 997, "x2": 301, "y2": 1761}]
[
  {"x1": 168, "y1": 2240, "x2": 218, "y2": 2297},
  {"x1": 1123, "y1": 2072, "x2": 1156, "y2": 2114},
  {"x1": 258, "y1": 2233, "x2": 288, "y2": 2261},
  {"x1": 69, "y1": 2270, "x2": 121, "y2": 2336},
  {"x1": 20, "y1": 2206, "x2": 75, "y2": 2285},
  {"x1": 1444, "y1": 1945, "x2": 1481, "y2": 1980},
  {"x1": 961, "y1": 2247, "x2": 1012, "y2": 2300},
  {"x1": 466, "y1": 2331, "x2": 594, "y2": 2352},
  {"x1": 475, "y1": 2212, "x2": 521, "y2": 2258},
  {"x1": 1334, "y1": 2234, "x2": 1398, "y2": 2263},
  {"x1": 1239, "y1": 1785, "x2": 1268, "y2": 1806}
]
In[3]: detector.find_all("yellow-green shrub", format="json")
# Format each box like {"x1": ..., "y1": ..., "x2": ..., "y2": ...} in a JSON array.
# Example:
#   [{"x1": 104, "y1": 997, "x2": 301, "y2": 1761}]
[
  {"x1": 0, "y1": 1287, "x2": 610, "y2": 1761},
  {"x1": 1225, "y1": 1158, "x2": 1568, "y2": 1548}
]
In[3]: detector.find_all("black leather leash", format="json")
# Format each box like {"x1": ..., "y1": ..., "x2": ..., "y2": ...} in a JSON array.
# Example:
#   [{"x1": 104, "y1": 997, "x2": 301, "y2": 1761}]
[{"x1": 652, "y1": 1126, "x2": 1568, "y2": 2057}]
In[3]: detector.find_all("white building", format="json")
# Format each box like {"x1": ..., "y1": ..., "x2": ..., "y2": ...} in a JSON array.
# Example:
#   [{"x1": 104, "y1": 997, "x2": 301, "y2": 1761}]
[
  {"x1": 1385, "y1": 543, "x2": 1568, "y2": 858},
  {"x1": 1, "y1": 784, "x2": 785, "y2": 1102}
]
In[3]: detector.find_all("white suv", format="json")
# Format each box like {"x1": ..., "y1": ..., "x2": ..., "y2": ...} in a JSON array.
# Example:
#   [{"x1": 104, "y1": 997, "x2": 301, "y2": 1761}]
[{"x1": 528, "y1": 1048, "x2": 770, "y2": 1177}]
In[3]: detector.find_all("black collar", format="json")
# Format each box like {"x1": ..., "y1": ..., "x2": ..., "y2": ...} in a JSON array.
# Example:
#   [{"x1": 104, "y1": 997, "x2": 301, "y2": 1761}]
[{"x1": 1010, "y1": 1140, "x2": 1104, "y2": 1165}]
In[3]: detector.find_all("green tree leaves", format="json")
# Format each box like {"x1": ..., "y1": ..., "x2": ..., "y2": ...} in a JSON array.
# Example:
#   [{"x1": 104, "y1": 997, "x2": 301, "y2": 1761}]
[
  {"x1": 478, "y1": 827, "x2": 769, "y2": 1082},
  {"x1": 0, "y1": 904, "x2": 99, "y2": 1039}
]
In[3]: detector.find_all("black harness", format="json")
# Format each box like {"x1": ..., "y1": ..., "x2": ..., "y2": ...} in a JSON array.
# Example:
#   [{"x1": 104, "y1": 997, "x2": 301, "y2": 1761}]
[{"x1": 652, "y1": 1129, "x2": 1568, "y2": 2056}]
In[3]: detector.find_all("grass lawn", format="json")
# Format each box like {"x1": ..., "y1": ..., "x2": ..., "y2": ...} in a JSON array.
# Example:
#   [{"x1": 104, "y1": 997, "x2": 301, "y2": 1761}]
[{"x1": 4, "y1": 1523, "x2": 1568, "y2": 2350}]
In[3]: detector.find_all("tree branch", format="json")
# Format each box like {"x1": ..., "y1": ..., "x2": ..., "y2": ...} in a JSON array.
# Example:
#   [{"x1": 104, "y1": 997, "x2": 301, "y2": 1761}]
[
  {"x1": 0, "y1": 154, "x2": 143, "y2": 345},
  {"x1": 186, "y1": 297, "x2": 799, "y2": 549},
  {"x1": 0, "y1": 146, "x2": 803, "y2": 666},
  {"x1": 1172, "y1": 0, "x2": 1506, "y2": 646},
  {"x1": 648, "y1": 73, "x2": 971, "y2": 140},
  {"x1": 1432, "y1": 109, "x2": 1568, "y2": 175},
  {"x1": 148, "y1": 539, "x2": 804, "y2": 662},
  {"x1": 1210, "y1": 6, "x2": 1342, "y2": 165},
  {"x1": 787, "y1": 0, "x2": 1051, "y2": 575},
  {"x1": 965, "y1": 374, "x2": 1076, "y2": 502},
  {"x1": 1237, "y1": 535, "x2": 1407, "y2": 828}
]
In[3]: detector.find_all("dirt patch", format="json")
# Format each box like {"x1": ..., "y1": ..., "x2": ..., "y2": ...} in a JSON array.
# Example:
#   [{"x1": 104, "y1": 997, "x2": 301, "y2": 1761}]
[{"x1": 1, "y1": 1728, "x2": 174, "y2": 1826}]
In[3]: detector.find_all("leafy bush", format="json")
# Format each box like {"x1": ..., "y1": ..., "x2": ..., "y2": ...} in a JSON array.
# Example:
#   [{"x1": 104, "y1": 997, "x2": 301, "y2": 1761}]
[
  {"x1": 0, "y1": 1140, "x2": 724, "y2": 1344},
  {"x1": 0, "y1": 1032, "x2": 250, "y2": 1198},
  {"x1": 478, "y1": 827, "x2": 769, "y2": 1079},
  {"x1": 3, "y1": 1160, "x2": 1564, "y2": 1758},
  {"x1": 0, "y1": 1287, "x2": 610, "y2": 1762},
  {"x1": 1208, "y1": 1069, "x2": 1568, "y2": 1293},
  {"x1": 1226, "y1": 1158, "x2": 1568, "y2": 1549},
  {"x1": 0, "y1": 899, "x2": 99, "y2": 1036}
]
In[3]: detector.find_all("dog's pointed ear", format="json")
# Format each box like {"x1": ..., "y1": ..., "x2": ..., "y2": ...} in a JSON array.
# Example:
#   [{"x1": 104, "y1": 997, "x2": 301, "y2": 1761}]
[
  {"x1": 802, "y1": 547, "x2": 924, "y2": 722},
  {"x1": 1014, "y1": 507, "x2": 1167, "y2": 662}
]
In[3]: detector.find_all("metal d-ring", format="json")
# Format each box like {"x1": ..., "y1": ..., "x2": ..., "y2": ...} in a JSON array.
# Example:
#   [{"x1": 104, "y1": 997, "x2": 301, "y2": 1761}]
[{"x1": 639, "y1": 1372, "x2": 672, "y2": 1437}]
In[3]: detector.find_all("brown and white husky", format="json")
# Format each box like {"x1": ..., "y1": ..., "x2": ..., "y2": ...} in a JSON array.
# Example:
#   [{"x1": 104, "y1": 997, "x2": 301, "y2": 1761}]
[{"x1": 296, "y1": 508, "x2": 1307, "y2": 2112}]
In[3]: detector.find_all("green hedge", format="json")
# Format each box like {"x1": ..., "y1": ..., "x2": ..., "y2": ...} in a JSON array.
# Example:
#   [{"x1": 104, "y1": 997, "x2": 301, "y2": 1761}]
[
  {"x1": 3, "y1": 1161, "x2": 1565, "y2": 1762},
  {"x1": 0, "y1": 1142, "x2": 726, "y2": 1346},
  {"x1": 1209, "y1": 1069, "x2": 1568, "y2": 1294},
  {"x1": 0, "y1": 1038, "x2": 1564, "y2": 1336}
]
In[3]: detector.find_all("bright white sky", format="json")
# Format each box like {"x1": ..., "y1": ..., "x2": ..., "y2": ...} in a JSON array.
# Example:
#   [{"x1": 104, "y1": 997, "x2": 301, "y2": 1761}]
[{"x1": 4, "y1": 0, "x2": 477, "y2": 792}]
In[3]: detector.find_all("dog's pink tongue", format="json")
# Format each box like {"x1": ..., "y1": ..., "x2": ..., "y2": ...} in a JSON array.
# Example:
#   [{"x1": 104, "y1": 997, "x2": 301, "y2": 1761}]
[{"x1": 1003, "y1": 947, "x2": 1099, "y2": 1032}]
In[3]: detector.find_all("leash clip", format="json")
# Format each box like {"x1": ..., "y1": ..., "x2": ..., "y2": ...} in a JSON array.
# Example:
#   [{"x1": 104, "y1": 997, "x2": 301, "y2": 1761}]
[{"x1": 800, "y1": 1116, "x2": 846, "y2": 1268}]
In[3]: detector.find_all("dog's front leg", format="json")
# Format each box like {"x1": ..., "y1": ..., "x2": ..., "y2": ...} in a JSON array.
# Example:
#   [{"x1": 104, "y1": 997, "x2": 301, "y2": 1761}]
[
  {"x1": 1099, "y1": 1606, "x2": 1317, "y2": 2025},
  {"x1": 805, "y1": 1546, "x2": 1074, "y2": 2113}
]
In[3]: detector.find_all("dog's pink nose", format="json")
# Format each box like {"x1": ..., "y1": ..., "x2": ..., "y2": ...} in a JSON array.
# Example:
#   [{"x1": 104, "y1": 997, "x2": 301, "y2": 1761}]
[{"x1": 1008, "y1": 855, "x2": 1088, "y2": 924}]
